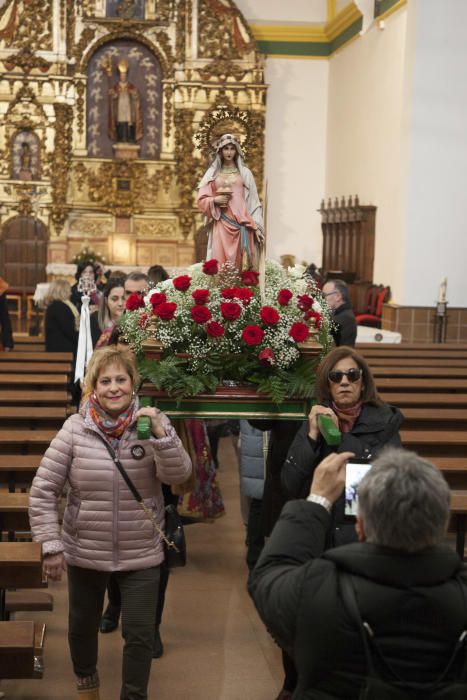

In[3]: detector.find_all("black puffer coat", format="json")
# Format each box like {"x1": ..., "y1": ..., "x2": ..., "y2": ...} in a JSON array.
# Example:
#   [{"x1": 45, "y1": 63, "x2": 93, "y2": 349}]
[
  {"x1": 249, "y1": 500, "x2": 467, "y2": 700},
  {"x1": 282, "y1": 402, "x2": 404, "y2": 544}
]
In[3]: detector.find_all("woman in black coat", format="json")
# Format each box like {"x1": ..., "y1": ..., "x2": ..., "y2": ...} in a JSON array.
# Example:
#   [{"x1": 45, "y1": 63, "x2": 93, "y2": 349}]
[
  {"x1": 44, "y1": 279, "x2": 79, "y2": 354},
  {"x1": 282, "y1": 346, "x2": 404, "y2": 545}
]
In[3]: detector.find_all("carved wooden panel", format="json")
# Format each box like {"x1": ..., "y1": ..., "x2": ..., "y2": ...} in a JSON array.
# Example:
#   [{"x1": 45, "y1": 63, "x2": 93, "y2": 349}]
[
  {"x1": 320, "y1": 197, "x2": 376, "y2": 283},
  {"x1": 0, "y1": 216, "x2": 48, "y2": 290}
]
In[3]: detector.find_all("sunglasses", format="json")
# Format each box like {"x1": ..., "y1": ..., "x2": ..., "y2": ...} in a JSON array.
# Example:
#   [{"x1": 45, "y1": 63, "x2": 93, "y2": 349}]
[{"x1": 328, "y1": 368, "x2": 362, "y2": 384}]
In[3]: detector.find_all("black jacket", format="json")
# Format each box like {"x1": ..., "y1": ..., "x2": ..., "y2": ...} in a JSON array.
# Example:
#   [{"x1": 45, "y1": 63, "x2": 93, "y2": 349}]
[
  {"x1": 282, "y1": 403, "x2": 404, "y2": 544},
  {"x1": 332, "y1": 302, "x2": 357, "y2": 346},
  {"x1": 250, "y1": 500, "x2": 467, "y2": 699},
  {"x1": 45, "y1": 300, "x2": 78, "y2": 354},
  {"x1": 249, "y1": 419, "x2": 302, "y2": 536}
]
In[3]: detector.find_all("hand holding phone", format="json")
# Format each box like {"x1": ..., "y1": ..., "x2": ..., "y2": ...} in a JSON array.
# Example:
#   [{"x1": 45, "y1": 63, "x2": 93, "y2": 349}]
[{"x1": 345, "y1": 460, "x2": 372, "y2": 516}]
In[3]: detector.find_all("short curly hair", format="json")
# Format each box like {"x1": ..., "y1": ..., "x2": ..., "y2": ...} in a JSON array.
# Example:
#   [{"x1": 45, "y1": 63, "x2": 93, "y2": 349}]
[{"x1": 82, "y1": 346, "x2": 140, "y2": 399}]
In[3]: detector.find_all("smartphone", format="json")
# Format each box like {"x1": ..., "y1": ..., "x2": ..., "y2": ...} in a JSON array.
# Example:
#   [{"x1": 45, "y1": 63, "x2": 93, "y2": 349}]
[{"x1": 345, "y1": 459, "x2": 372, "y2": 517}]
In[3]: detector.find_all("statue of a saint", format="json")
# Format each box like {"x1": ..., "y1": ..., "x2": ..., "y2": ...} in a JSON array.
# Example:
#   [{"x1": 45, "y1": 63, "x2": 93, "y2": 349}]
[
  {"x1": 108, "y1": 59, "x2": 143, "y2": 143},
  {"x1": 19, "y1": 141, "x2": 32, "y2": 181},
  {"x1": 197, "y1": 133, "x2": 264, "y2": 270}
]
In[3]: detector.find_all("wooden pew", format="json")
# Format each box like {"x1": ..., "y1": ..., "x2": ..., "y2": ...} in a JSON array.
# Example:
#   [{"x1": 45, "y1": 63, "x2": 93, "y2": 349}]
[
  {"x1": 379, "y1": 392, "x2": 467, "y2": 407},
  {"x1": 401, "y1": 430, "x2": 467, "y2": 458},
  {"x1": 0, "y1": 542, "x2": 46, "y2": 678},
  {"x1": 0, "y1": 492, "x2": 31, "y2": 535},
  {"x1": 11, "y1": 336, "x2": 46, "y2": 353},
  {"x1": 367, "y1": 357, "x2": 467, "y2": 367},
  {"x1": 0, "y1": 406, "x2": 68, "y2": 430},
  {"x1": 0, "y1": 430, "x2": 57, "y2": 457},
  {"x1": 0, "y1": 374, "x2": 69, "y2": 392},
  {"x1": 0, "y1": 362, "x2": 72, "y2": 375},
  {"x1": 401, "y1": 408, "x2": 467, "y2": 430},
  {"x1": 0, "y1": 389, "x2": 70, "y2": 406},
  {"x1": 371, "y1": 367, "x2": 467, "y2": 378},
  {"x1": 0, "y1": 455, "x2": 41, "y2": 492},
  {"x1": 0, "y1": 351, "x2": 73, "y2": 363},
  {"x1": 376, "y1": 378, "x2": 467, "y2": 392},
  {"x1": 358, "y1": 342, "x2": 467, "y2": 350}
]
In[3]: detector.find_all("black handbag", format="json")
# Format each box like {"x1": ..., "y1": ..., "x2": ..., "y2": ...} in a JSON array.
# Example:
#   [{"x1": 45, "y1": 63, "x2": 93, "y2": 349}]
[{"x1": 102, "y1": 441, "x2": 187, "y2": 568}]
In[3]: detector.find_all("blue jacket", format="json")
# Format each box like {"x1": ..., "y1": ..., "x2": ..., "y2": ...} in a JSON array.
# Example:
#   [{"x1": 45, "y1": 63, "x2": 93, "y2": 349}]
[{"x1": 239, "y1": 420, "x2": 267, "y2": 500}]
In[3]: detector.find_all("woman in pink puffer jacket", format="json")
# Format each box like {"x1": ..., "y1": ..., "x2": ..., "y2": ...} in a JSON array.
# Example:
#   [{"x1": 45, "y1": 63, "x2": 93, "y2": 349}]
[{"x1": 29, "y1": 346, "x2": 192, "y2": 700}]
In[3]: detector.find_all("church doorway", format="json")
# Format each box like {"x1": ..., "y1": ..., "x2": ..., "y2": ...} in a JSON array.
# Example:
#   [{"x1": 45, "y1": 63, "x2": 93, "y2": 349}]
[{"x1": 0, "y1": 215, "x2": 48, "y2": 291}]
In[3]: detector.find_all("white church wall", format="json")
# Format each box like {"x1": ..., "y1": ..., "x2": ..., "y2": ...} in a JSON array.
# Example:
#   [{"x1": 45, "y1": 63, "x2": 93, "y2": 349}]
[
  {"x1": 404, "y1": 0, "x2": 467, "y2": 307},
  {"x1": 263, "y1": 58, "x2": 329, "y2": 266},
  {"x1": 234, "y1": 0, "x2": 327, "y2": 24},
  {"x1": 325, "y1": 6, "x2": 409, "y2": 301}
]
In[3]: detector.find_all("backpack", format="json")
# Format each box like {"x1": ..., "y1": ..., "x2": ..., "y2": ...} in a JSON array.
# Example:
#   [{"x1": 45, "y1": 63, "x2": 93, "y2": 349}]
[{"x1": 339, "y1": 573, "x2": 467, "y2": 700}]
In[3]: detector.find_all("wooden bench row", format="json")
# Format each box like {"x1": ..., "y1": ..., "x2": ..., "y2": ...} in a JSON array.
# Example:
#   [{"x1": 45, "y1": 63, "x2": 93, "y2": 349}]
[{"x1": 0, "y1": 542, "x2": 47, "y2": 679}]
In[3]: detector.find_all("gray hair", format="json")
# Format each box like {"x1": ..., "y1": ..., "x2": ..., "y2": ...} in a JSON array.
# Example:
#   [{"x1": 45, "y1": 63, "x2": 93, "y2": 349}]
[
  {"x1": 327, "y1": 278, "x2": 350, "y2": 303},
  {"x1": 125, "y1": 271, "x2": 148, "y2": 283},
  {"x1": 358, "y1": 448, "x2": 450, "y2": 552}
]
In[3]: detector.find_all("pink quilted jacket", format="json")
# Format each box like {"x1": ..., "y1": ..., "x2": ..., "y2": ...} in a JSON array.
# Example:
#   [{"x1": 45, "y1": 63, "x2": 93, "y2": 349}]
[{"x1": 29, "y1": 406, "x2": 192, "y2": 571}]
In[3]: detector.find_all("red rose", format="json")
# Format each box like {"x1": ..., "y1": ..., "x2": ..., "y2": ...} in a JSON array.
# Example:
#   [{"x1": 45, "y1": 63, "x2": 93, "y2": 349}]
[
  {"x1": 236, "y1": 287, "x2": 254, "y2": 304},
  {"x1": 150, "y1": 292, "x2": 167, "y2": 309},
  {"x1": 259, "y1": 347, "x2": 276, "y2": 366},
  {"x1": 202, "y1": 259, "x2": 219, "y2": 275},
  {"x1": 154, "y1": 301, "x2": 177, "y2": 321},
  {"x1": 260, "y1": 306, "x2": 280, "y2": 325},
  {"x1": 277, "y1": 289, "x2": 293, "y2": 306},
  {"x1": 192, "y1": 289, "x2": 210, "y2": 305},
  {"x1": 221, "y1": 287, "x2": 237, "y2": 300},
  {"x1": 206, "y1": 321, "x2": 225, "y2": 337},
  {"x1": 191, "y1": 305, "x2": 212, "y2": 324},
  {"x1": 289, "y1": 322, "x2": 309, "y2": 342},
  {"x1": 125, "y1": 292, "x2": 145, "y2": 311},
  {"x1": 242, "y1": 324, "x2": 265, "y2": 346},
  {"x1": 297, "y1": 294, "x2": 314, "y2": 311},
  {"x1": 241, "y1": 270, "x2": 260, "y2": 286},
  {"x1": 220, "y1": 301, "x2": 241, "y2": 321},
  {"x1": 305, "y1": 309, "x2": 322, "y2": 329},
  {"x1": 173, "y1": 275, "x2": 192, "y2": 292},
  {"x1": 139, "y1": 312, "x2": 149, "y2": 329}
]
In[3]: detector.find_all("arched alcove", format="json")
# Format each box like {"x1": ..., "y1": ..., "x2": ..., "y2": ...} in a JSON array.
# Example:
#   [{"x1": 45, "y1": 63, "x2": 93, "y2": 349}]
[{"x1": 86, "y1": 39, "x2": 163, "y2": 159}]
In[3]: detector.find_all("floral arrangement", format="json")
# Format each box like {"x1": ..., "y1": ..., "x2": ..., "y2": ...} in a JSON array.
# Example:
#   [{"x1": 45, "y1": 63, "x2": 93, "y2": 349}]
[
  {"x1": 119, "y1": 259, "x2": 334, "y2": 403},
  {"x1": 71, "y1": 246, "x2": 106, "y2": 267}
]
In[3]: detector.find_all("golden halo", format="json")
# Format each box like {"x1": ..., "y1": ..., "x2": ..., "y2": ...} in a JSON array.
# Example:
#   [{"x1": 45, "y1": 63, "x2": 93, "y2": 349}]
[{"x1": 195, "y1": 104, "x2": 252, "y2": 162}]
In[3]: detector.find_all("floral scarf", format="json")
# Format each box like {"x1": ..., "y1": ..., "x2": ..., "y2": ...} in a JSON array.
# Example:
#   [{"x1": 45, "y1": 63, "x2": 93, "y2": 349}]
[
  {"x1": 331, "y1": 401, "x2": 362, "y2": 434},
  {"x1": 88, "y1": 393, "x2": 135, "y2": 445}
]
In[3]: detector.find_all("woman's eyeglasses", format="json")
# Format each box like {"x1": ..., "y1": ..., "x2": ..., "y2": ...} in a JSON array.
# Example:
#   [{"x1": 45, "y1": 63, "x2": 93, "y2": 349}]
[{"x1": 328, "y1": 368, "x2": 362, "y2": 384}]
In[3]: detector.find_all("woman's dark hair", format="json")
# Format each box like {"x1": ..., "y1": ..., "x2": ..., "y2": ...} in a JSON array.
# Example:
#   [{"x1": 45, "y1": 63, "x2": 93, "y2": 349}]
[
  {"x1": 147, "y1": 265, "x2": 169, "y2": 284},
  {"x1": 75, "y1": 261, "x2": 97, "y2": 282},
  {"x1": 103, "y1": 277, "x2": 126, "y2": 299},
  {"x1": 315, "y1": 346, "x2": 380, "y2": 406}
]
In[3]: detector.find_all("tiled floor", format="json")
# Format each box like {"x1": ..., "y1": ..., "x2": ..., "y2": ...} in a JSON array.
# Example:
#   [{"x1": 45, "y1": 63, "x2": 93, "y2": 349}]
[{"x1": 1, "y1": 437, "x2": 283, "y2": 699}]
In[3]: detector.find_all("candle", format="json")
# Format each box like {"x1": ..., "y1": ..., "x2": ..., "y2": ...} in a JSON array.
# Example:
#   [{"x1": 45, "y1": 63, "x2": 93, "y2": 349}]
[{"x1": 438, "y1": 277, "x2": 447, "y2": 303}]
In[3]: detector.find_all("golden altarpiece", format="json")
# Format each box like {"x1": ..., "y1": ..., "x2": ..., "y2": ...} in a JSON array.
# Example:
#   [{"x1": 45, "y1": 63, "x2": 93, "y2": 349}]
[{"x1": 0, "y1": 0, "x2": 266, "y2": 290}]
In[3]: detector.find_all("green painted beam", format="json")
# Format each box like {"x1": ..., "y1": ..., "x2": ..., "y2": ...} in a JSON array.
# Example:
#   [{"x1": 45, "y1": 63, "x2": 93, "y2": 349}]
[{"x1": 256, "y1": 40, "x2": 330, "y2": 58}]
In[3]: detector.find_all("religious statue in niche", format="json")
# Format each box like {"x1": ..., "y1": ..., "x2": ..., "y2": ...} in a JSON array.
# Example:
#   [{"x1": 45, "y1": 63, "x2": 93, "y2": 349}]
[
  {"x1": 87, "y1": 41, "x2": 162, "y2": 159},
  {"x1": 12, "y1": 130, "x2": 40, "y2": 180},
  {"x1": 106, "y1": 0, "x2": 144, "y2": 19},
  {"x1": 197, "y1": 133, "x2": 264, "y2": 271},
  {"x1": 106, "y1": 58, "x2": 143, "y2": 143}
]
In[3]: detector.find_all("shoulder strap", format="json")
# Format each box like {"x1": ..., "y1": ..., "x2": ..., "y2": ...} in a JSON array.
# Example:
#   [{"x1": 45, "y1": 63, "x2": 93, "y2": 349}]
[
  {"x1": 102, "y1": 439, "x2": 142, "y2": 503},
  {"x1": 340, "y1": 571, "x2": 467, "y2": 689},
  {"x1": 340, "y1": 572, "x2": 377, "y2": 676},
  {"x1": 99, "y1": 436, "x2": 177, "y2": 551}
]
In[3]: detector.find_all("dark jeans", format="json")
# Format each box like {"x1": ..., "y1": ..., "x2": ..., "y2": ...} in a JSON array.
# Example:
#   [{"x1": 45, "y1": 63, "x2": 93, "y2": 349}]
[
  {"x1": 106, "y1": 559, "x2": 169, "y2": 627},
  {"x1": 68, "y1": 564, "x2": 160, "y2": 700}
]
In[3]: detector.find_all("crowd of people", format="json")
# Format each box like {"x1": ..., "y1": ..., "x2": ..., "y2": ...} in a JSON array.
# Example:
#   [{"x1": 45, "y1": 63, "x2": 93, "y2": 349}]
[{"x1": 0, "y1": 253, "x2": 464, "y2": 699}]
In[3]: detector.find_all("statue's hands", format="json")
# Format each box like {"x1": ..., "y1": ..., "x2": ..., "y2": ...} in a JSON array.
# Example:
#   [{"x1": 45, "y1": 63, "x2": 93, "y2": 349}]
[
  {"x1": 214, "y1": 194, "x2": 230, "y2": 206},
  {"x1": 254, "y1": 228, "x2": 265, "y2": 244}
]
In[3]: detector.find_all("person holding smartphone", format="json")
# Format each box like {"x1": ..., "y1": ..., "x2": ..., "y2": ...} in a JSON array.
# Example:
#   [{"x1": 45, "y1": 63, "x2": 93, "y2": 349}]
[{"x1": 282, "y1": 346, "x2": 403, "y2": 546}]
